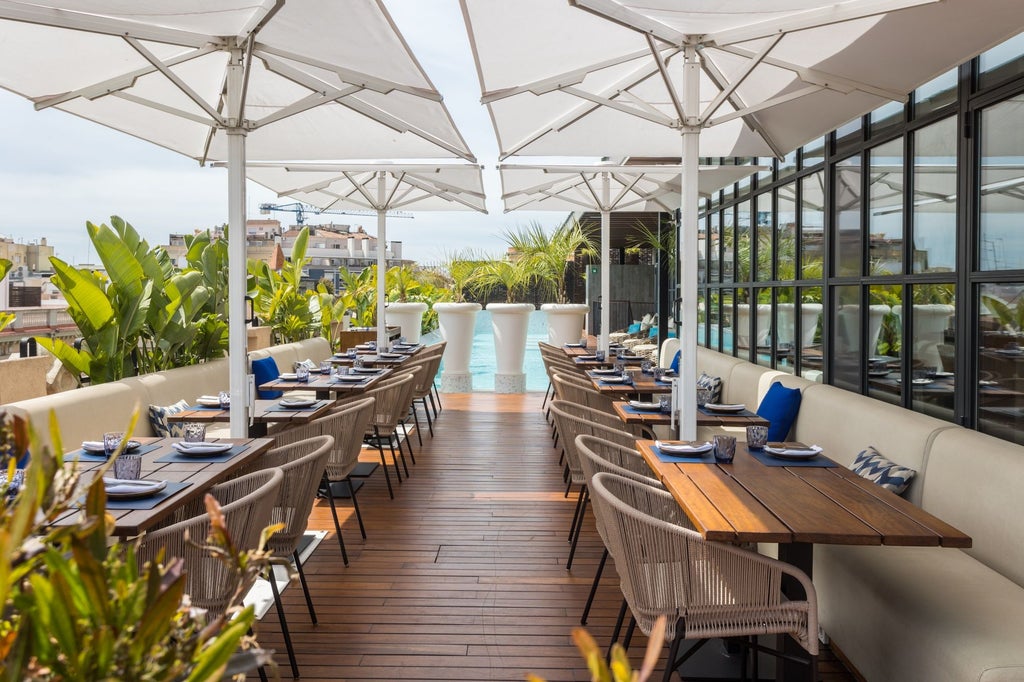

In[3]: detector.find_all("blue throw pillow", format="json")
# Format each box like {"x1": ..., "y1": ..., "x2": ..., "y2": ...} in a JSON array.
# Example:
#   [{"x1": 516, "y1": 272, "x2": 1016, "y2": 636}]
[
  {"x1": 627, "y1": 322, "x2": 642, "y2": 334},
  {"x1": 670, "y1": 350, "x2": 680, "y2": 373},
  {"x1": 756, "y1": 382, "x2": 802, "y2": 442},
  {"x1": 252, "y1": 356, "x2": 283, "y2": 399}
]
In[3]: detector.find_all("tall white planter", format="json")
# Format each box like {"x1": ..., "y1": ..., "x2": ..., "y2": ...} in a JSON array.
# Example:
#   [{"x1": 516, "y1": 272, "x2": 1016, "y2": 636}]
[
  {"x1": 487, "y1": 303, "x2": 534, "y2": 393},
  {"x1": 435, "y1": 302, "x2": 481, "y2": 393},
  {"x1": 541, "y1": 303, "x2": 589, "y2": 346},
  {"x1": 385, "y1": 301, "x2": 428, "y2": 344}
]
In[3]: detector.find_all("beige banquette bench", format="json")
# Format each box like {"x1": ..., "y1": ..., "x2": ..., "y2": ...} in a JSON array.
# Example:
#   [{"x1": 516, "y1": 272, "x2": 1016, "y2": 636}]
[
  {"x1": 691, "y1": 346, "x2": 1024, "y2": 682},
  {"x1": 5, "y1": 337, "x2": 333, "y2": 451}
]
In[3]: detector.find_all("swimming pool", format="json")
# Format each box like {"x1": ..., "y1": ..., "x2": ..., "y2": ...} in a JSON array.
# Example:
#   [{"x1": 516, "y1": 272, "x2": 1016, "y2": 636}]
[{"x1": 421, "y1": 308, "x2": 550, "y2": 392}]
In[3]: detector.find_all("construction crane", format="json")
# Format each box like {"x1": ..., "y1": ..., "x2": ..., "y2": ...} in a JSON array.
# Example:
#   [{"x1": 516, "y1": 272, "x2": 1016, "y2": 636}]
[{"x1": 258, "y1": 202, "x2": 412, "y2": 225}]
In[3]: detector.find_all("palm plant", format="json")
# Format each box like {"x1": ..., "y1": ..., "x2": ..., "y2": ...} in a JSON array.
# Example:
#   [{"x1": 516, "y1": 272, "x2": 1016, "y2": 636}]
[
  {"x1": 0, "y1": 258, "x2": 14, "y2": 333},
  {"x1": 474, "y1": 256, "x2": 534, "y2": 303},
  {"x1": 502, "y1": 220, "x2": 595, "y2": 304},
  {"x1": 248, "y1": 226, "x2": 318, "y2": 343},
  {"x1": 440, "y1": 249, "x2": 488, "y2": 303}
]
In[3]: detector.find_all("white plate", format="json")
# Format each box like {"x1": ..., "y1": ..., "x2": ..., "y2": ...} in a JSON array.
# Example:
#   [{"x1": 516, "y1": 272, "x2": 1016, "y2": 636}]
[
  {"x1": 934, "y1": 371, "x2": 955, "y2": 378},
  {"x1": 279, "y1": 398, "x2": 316, "y2": 408},
  {"x1": 278, "y1": 372, "x2": 298, "y2": 380},
  {"x1": 628, "y1": 400, "x2": 661, "y2": 411},
  {"x1": 379, "y1": 352, "x2": 402, "y2": 358},
  {"x1": 703, "y1": 403, "x2": 746, "y2": 413},
  {"x1": 195, "y1": 396, "x2": 223, "y2": 407},
  {"x1": 576, "y1": 354, "x2": 598, "y2": 361},
  {"x1": 334, "y1": 374, "x2": 368, "y2": 382},
  {"x1": 104, "y1": 478, "x2": 167, "y2": 498},
  {"x1": 82, "y1": 440, "x2": 141, "y2": 454},
  {"x1": 599, "y1": 376, "x2": 630, "y2": 384},
  {"x1": 911, "y1": 378, "x2": 933, "y2": 385},
  {"x1": 764, "y1": 444, "x2": 823, "y2": 460},
  {"x1": 655, "y1": 441, "x2": 713, "y2": 454},
  {"x1": 172, "y1": 442, "x2": 233, "y2": 455},
  {"x1": 591, "y1": 368, "x2": 619, "y2": 375},
  {"x1": 351, "y1": 367, "x2": 382, "y2": 374}
]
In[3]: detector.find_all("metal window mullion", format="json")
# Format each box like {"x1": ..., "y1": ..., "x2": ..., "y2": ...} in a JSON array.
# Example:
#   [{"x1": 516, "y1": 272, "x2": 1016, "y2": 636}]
[{"x1": 959, "y1": 57, "x2": 980, "y2": 428}]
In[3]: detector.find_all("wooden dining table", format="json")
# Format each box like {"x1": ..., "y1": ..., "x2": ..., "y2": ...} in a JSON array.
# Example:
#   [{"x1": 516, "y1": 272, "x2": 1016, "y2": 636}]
[
  {"x1": 636, "y1": 438, "x2": 971, "y2": 680},
  {"x1": 259, "y1": 366, "x2": 392, "y2": 399},
  {"x1": 612, "y1": 400, "x2": 770, "y2": 429},
  {"x1": 58, "y1": 436, "x2": 274, "y2": 538},
  {"x1": 167, "y1": 398, "x2": 335, "y2": 437},
  {"x1": 587, "y1": 369, "x2": 672, "y2": 396}
]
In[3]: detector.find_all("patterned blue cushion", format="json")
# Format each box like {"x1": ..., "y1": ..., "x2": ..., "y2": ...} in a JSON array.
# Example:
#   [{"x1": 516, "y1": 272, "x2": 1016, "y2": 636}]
[
  {"x1": 252, "y1": 356, "x2": 283, "y2": 399},
  {"x1": 851, "y1": 446, "x2": 916, "y2": 495},
  {"x1": 148, "y1": 399, "x2": 189, "y2": 438},
  {"x1": 756, "y1": 382, "x2": 801, "y2": 441},
  {"x1": 697, "y1": 371, "x2": 723, "y2": 404}
]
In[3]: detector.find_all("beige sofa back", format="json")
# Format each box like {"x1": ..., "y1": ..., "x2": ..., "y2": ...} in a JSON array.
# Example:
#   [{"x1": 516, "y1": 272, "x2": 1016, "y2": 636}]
[{"x1": 924, "y1": 428, "x2": 1024, "y2": 586}]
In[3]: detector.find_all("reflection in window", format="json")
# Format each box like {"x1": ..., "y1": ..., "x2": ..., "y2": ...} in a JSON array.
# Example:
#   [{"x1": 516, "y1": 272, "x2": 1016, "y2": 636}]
[
  {"x1": 978, "y1": 283, "x2": 1024, "y2": 445},
  {"x1": 732, "y1": 288, "x2": 753, "y2": 357},
  {"x1": 779, "y1": 149, "x2": 797, "y2": 179},
  {"x1": 910, "y1": 284, "x2": 955, "y2": 421},
  {"x1": 868, "y1": 284, "x2": 903, "y2": 405},
  {"x1": 915, "y1": 68, "x2": 957, "y2": 117},
  {"x1": 803, "y1": 137, "x2": 825, "y2": 168},
  {"x1": 979, "y1": 97, "x2": 1024, "y2": 270},
  {"x1": 868, "y1": 138, "x2": 904, "y2": 275},
  {"x1": 722, "y1": 291, "x2": 735, "y2": 355},
  {"x1": 775, "y1": 286, "x2": 795, "y2": 374},
  {"x1": 756, "y1": 193, "x2": 773, "y2": 281},
  {"x1": 707, "y1": 290, "x2": 723, "y2": 352},
  {"x1": 708, "y1": 211, "x2": 721, "y2": 283},
  {"x1": 777, "y1": 185, "x2": 797, "y2": 280},
  {"x1": 800, "y1": 172, "x2": 824, "y2": 279},
  {"x1": 913, "y1": 117, "x2": 957, "y2": 273},
  {"x1": 979, "y1": 32, "x2": 1024, "y2": 89},
  {"x1": 722, "y1": 207, "x2": 735, "y2": 283},
  {"x1": 870, "y1": 101, "x2": 903, "y2": 133},
  {"x1": 736, "y1": 201, "x2": 751, "y2": 283},
  {"x1": 754, "y1": 288, "x2": 772, "y2": 367},
  {"x1": 797, "y1": 287, "x2": 824, "y2": 382},
  {"x1": 833, "y1": 285, "x2": 861, "y2": 391},
  {"x1": 835, "y1": 157, "x2": 863, "y2": 276}
]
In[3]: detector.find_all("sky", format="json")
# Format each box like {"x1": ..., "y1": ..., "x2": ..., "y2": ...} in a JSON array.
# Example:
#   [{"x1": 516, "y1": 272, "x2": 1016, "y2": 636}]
[{"x1": 0, "y1": 0, "x2": 571, "y2": 267}]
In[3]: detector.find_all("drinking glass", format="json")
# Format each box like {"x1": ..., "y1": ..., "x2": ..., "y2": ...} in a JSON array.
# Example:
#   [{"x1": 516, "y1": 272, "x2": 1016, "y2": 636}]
[
  {"x1": 218, "y1": 390, "x2": 231, "y2": 409},
  {"x1": 399, "y1": 336, "x2": 407, "y2": 345},
  {"x1": 182, "y1": 422, "x2": 206, "y2": 443},
  {"x1": 295, "y1": 364, "x2": 310, "y2": 382},
  {"x1": 113, "y1": 453, "x2": 142, "y2": 480},
  {"x1": 659, "y1": 394, "x2": 672, "y2": 413},
  {"x1": 320, "y1": 360, "x2": 332, "y2": 374},
  {"x1": 746, "y1": 425, "x2": 769, "y2": 450},
  {"x1": 614, "y1": 360, "x2": 625, "y2": 374},
  {"x1": 347, "y1": 347, "x2": 358, "y2": 359},
  {"x1": 713, "y1": 435, "x2": 737, "y2": 463},
  {"x1": 103, "y1": 431, "x2": 125, "y2": 458},
  {"x1": 594, "y1": 350, "x2": 606, "y2": 362},
  {"x1": 653, "y1": 366, "x2": 666, "y2": 382},
  {"x1": 696, "y1": 387, "x2": 713, "y2": 407},
  {"x1": 579, "y1": 336, "x2": 588, "y2": 348},
  {"x1": 353, "y1": 356, "x2": 365, "y2": 369},
  {"x1": 641, "y1": 359, "x2": 653, "y2": 374}
]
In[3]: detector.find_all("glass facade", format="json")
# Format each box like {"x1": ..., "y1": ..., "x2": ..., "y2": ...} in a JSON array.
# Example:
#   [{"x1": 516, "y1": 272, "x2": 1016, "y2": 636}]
[{"x1": 697, "y1": 32, "x2": 1024, "y2": 446}]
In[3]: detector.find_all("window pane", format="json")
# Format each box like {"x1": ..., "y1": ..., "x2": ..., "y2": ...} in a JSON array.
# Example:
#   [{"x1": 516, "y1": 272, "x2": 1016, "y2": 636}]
[
  {"x1": 697, "y1": 290, "x2": 707, "y2": 345},
  {"x1": 707, "y1": 289, "x2": 723, "y2": 351},
  {"x1": 912, "y1": 116, "x2": 957, "y2": 273},
  {"x1": 979, "y1": 32, "x2": 1024, "y2": 89},
  {"x1": 722, "y1": 291, "x2": 736, "y2": 355},
  {"x1": 775, "y1": 286, "x2": 795, "y2": 374},
  {"x1": 868, "y1": 138, "x2": 904, "y2": 274},
  {"x1": 736, "y1": 201, "x2": 751, "y2": 282},
  {"x1": 708, "y1": 211, "x2": 721, "y2": 283},
  {"x1": 836, "y1": 117, "x2": 862, "y2": 142},
  {"x1": 778, "y1": 184, "x2": 797, "y2": 280},
  {"x1": 978, "y1": 283, "x2": 1024, "y2": 445},
  {"x1": 835, "y1": 156, "x2": 863, "y2": 277},
  {"x1": 733, "y1": 287, "x2": 755, "y2": 356},
  {"x1": 910, "y1": 286, "x2": 956, "y2": 421},
  {"x1": 754, "y1": 288, "x2": 773, "y2": 367},
  {"x1": 779, "y1": 149, "x2": 797, "y2": 179},
  {"x1": 834, "y1": 285, "x2": 862, "y2": 391},
  {"x1": 979, "y1": 97, "x2": 1024, "y2": 271},
  {"x1": 914, "y1": 68, "x2": 957, "y2": 117},
  {"x1": 800, "y1": 172, "x2": 825, "y2": 279},
  {"x1": 797, "y1": 287, "x2": 824, "y2": 382},
  {"x1": 868, "y1": 284, "x2": 902, "y2": 405},
  {"x1": 803, "y1": 136, "x2": 826, "y2": 168},
  {"x1": 756, "y1": 157, "x2": 773, "y2": 183},
  {"x1": 870, "y1": 100, "x2": 903, "y2": 133},
  {"x1": 756, "y1": 193, "x2": 773, "y2": 281},
  {"x1": 722, "y1": 207, "x2": 735, "y2": 282}
]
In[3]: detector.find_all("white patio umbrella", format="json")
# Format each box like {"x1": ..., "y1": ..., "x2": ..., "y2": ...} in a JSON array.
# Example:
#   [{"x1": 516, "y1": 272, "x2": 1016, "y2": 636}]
[
  {"x1": 242, "y1": 162, "x2": 487, "y2": 349},
  {"x1": 0, "y1": 1, "x2": 475, "y2": 436},
  {"x1": 499, "y1": 163, "x2": 762, "y2": 351},
  {"x1": 461, "y1": 0, "x2": 1024, "y2": 439}
]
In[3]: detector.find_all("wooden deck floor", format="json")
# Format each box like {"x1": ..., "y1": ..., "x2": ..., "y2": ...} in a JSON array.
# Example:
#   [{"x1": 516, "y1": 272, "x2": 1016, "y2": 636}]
[{"x1": 253, "y1": 392, "x2": 857, "y2": 682}]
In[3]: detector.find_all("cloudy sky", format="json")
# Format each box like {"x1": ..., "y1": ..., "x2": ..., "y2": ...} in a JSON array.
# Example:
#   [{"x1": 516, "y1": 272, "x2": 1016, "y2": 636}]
[{"x1": 0, "y1": 0, "x2": 571, "y2": 267}]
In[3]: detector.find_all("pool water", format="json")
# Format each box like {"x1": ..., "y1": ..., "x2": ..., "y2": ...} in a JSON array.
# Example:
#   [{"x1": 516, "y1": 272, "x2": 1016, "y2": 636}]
[{"x1": 421, "y1": 309, "x2": 550, "y2": 392}]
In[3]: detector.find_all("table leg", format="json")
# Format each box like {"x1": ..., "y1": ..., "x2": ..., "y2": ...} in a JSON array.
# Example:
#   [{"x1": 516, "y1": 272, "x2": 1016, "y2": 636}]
[
  {"x1": 247, "y1": 422, "x2": 268, "y2": 438},
  {"x1": 777, "y1": 542, "x2": 813, "y2": 682}
]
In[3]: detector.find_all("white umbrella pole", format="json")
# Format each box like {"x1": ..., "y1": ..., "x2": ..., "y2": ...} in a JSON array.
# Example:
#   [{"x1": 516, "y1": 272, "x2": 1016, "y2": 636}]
[
  {"x1": 678, "y1": 46, "x2": 699, "y2": 441},
  {"x1": 600, "y1": 172, "x2": 610, "y2": 352},
  {"x1": 376, "y1": 171, "x2": 388, "y2": 350},
  {"x1": 227, "y1": 49, "x2": 249, "y2": 438}
]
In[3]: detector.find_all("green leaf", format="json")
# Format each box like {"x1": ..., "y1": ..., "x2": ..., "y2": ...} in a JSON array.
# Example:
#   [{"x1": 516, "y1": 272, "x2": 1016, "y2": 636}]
[
  {"x1": 87, "y1": 221, "x2": 146, "y2": 298},
  {"x1": 185, "y1": 607, "x2": 255, "y2": 682},
  {"x1": 49, "y1": 258, "x2": 115, "y2": 332}
]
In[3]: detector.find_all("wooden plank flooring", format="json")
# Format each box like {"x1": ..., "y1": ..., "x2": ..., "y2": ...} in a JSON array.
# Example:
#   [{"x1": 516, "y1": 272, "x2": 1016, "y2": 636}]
[{"x1": 252, "y1": 392, "x2": 857, "y2": 682}]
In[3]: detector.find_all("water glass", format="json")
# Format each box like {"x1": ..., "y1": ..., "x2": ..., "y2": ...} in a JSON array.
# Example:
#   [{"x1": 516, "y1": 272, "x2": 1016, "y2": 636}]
[
  {"x1": 320, "y1": 360, "x2": 333, "y2": 374},
  {"x1": 296, "y1": 364, "x2": 310, "y2": 382},
  {"x1": 653, "y1": 366, "x2": 666, "y2": 382},
  {"x1": 641, "y1": 359, "x2": 653, "y2": 374},
  {"x1": 659, "y1": 394, "x2": 672, "y2": 413},
  {"x1": 182, "y1": 422, "x2": 206, "y2": 443},
  {"x1": 354, "y1": 356, "x2": 365, "y2": 369},
  {"x1": 594, "y1": 350, "x2": 606, "y2": 362},
  {"x1": 614, "y1": 360, "x2": 625, "y2": 374},
  {"x1": 103, "y1": 431, "x2": 125, "y2": 458},
  {"x1": 347, "y1": 347, "x2": 357, "y2": 359},
  {"x1": 218, "y1": 390, "x2": 231, "y2": 409},
  {"x1": 746, "y1": 425, "x2": 769, "y2": 450},
  {"x1": 399, "y1": 336, "x2": 407, "y2": 345},
  {"x1": 696, "y1": 387, "x2": 713, "y2": 407},
  {"x1": 579, "y1": 336, "x2": 588, "y2": 348},
  {"x1": 113, "y1": 453, "x2": 142, "y2": 480},
  {"x1": 713, "y1": 435, "x2": 737, "y2": 463}
]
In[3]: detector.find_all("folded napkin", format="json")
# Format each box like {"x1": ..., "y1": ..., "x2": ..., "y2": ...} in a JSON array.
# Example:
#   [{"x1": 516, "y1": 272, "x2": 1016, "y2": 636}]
[
  {"x1": 81, "y1": 440, "x2": 105, "y2": 450},
  {"x1": 765, "y1": 443, "x2": 823, "y2": 456},
  {"x1": 197, "y1": 394, "x2": 220, "y2": 402},
  {"x1": 655, "y1": 440, "x2": 713, "y2": 454},
  {"x1": 103, "y1": 477, "x2": 163, "y2": 494}
]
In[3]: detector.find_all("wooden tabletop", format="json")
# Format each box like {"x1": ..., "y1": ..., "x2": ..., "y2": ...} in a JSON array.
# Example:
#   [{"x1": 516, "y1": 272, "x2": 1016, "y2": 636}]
[
  {"x1": 329, "y1": 353, "x2": 411, "y2": 367},
  {"x1": 587, "y1": 370, "x2": 672, "y2": 395},
  {"x1": 259, "y1": 367, "x2": 392, "y2": 396},
  {"x1": 59, "y1": 436, "x2": 274, "y2": 537},
  {"x1": 168, "y1": 399, "x2": 334, "y2": 430},
  {"x1": 636, "y1": 439, "x2": 971, "y2": 549},
  {"x1": 612, "y1": 401, "x2": 770, "y2": 428}
]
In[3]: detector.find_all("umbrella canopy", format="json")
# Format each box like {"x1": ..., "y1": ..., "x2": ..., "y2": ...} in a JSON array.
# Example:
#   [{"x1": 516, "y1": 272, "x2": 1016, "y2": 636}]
[
  {"x1": 499, "y1": 162, "x2": 762, "y2": 349},
  {"x1": 244, "y1": 162, "x2": 487, "y2": 348},
  {"x1": 0, "y1": 1, "x2": 475, "y2": 435},
  {"x1": 462, "y1": 0, "x2": 1024, "y2": 438}
]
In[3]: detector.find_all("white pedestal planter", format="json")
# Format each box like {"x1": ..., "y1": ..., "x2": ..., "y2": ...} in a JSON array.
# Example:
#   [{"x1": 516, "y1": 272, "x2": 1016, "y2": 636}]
[
  {"x1": 435, "y1": 302, "x2": 481, "y2": 393},
  {"x1": 385, "y1": 302, "x2": 428, "y2": 344},
  {"x1": 777, "y1": 303, "x2": 823, "y2": 348},
  {"x1": 541, "y1": 303, "x2": 589, "y2": 346},
  {"x1": 487, "y1": 303, "x2": 534, "y2": 393},
  {"x1": 894, "y1": 304, "x2": 954, "y2": 369}
]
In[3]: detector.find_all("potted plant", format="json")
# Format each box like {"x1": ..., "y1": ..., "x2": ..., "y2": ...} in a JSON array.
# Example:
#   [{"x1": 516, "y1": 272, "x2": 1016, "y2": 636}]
[
  {"x1": 478, "y1": 256, "x2": 536, "y2": 393},
  {"x1": 504, "y1": 221, "x2": 594, "y2": 345},
  {"x1": 384, "y1": 264, "x2": 429, "y2": 343},
  {"x1": 434, "y1": 252, "x2": 485, "y2": 392}
]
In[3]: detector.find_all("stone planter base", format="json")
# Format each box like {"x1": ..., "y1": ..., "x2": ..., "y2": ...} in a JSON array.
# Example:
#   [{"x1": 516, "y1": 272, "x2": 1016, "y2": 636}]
[
  {"x1": 494, "y1": 372, "x2": 526, "y2": 394},
  {"x1": 440, "y1": 371, "x2": 473, "y2": 393}
]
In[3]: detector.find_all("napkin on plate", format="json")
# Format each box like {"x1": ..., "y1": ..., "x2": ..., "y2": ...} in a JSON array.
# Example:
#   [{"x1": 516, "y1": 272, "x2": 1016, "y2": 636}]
[
  {"x1": 102, "y1": 477, "x2": 163, "y2": 494},
  {"x1": 655, "y1": 440, "x2": 713, "y2": 454},
  {"x1": 765, "y1": 443, "x2": 823, "y2": 456}
]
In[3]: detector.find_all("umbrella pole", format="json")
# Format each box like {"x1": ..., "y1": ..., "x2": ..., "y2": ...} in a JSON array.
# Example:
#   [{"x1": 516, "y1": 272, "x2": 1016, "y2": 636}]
[
  {"x1": 678, "y1": 46, "x2": 699, "y2": 441},
  {"x1": 600, "y1": 172, "x2": 611, "y2": 352},
  {"x1": 227, "y1": 50, "x2": 249, "y2": 438},
  {"x1": 376, "y1": 172, "x2": 388, "y2": 351}
]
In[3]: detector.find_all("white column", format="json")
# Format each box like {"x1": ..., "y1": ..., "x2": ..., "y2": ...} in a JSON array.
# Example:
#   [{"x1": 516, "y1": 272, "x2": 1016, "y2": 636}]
[
  {"x1": 226, "y1": 46, "x2": 249, "y2": 438},
  {"x1": 600, "y1": 172, "x2": 611, "y2": 352},
  {"x1": 678, "y1": 46, "x2": 700, "y2": 441},
  {"x1": 376, "y1": 172, "x2": 388, "y2": 350}
]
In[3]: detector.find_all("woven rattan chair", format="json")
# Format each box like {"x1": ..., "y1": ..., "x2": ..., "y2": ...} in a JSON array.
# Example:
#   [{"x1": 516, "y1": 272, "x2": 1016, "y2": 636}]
[
  {"x1": 418, "y1": 342, "x2": 446, "y2": 418},
  {"x1": 589, "y1": 472, "x2": 819, "y2": 682},
  {"x1": 575, "y1": 434, "x2": 664, "y2": 626},
  {"x1": 356, "y1": 372, "x2": 416, "y2": 492},
  {"x1": 137, "y1": 467, "x2": 284, "y2": 615},
  {"x1": 409, "y1": 352, "x2": 443, "y2": 437},
  {"x1": 547, "y1": 399, "x2": 640, "y2": 570},
  {"x1": 240, "y1": 435, "x2": 332, "y2": 678}
]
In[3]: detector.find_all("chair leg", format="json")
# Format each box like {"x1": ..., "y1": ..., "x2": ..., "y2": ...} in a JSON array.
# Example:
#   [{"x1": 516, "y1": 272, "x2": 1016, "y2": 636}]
[
  {"x1": 268, "y1": 568, "x2": 300, "y2": 679},
  {"x1": 662, "y1": 631, "x2": 683, "y2": 682},
  {"x1": 431, "y1": 383, "x2": 442, "y2": 413},
  {"x1": 608, "y1": 599, "x2": 628, "y2": 661},
  {"x1": 392, "y1": 432, "x2": 411, "y2": 477},
  {"x1": 252, "y1": 627, "x2": 270, "y2": 682},
  {"x1": 293, "y1": 549, "x2": 316, "y2": 624},
  {"x1": 346, "y1": 478, "x2": 367, "y2": 539},
  {"x1": 622, "y1": 615, "x2": 637, "y2": 651},
  {"x1": 403, "y1": 418, "x2": 418, "y2": 464},
  {"x1": 371, "y1": 436, "x2": 395, "y2": 499},
  {"x1": 410, "y1": 406, "x2": 424, "y2": 447},
  {"x1": 420, "y1": 397, "x2": 434, "y2": 435},
  {"x1": 580, "y1": 548, "x2": 608, "y2": 625},
  {"x1": 542, "y1": 381, "x2": 553, "y2": 408},
  {"x1": 375, "y1": 426, "x2": 402, "y2": 483},
  {"x1": 324, "y1": 475, "x2": 350, "y2": 566},
  {"x1": 566, "y1": 488, "x2": 588, "y2": 570}
]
